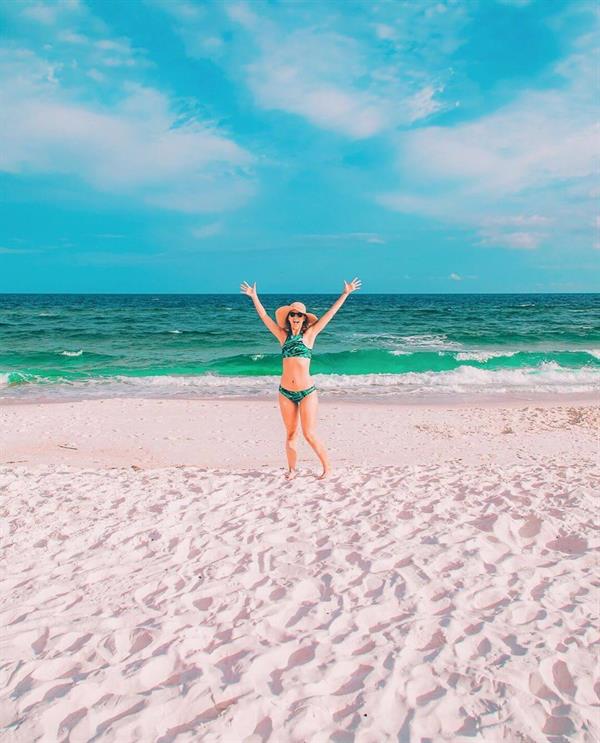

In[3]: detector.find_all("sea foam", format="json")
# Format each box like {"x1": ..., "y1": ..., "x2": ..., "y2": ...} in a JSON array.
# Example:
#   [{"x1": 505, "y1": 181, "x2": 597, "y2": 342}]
[
  {"x1": 455, "y1": 350, "x2": 517, "y2": 362},
  {"x1": 3, "y1": 364, "x2": 598, "y2": 402}
]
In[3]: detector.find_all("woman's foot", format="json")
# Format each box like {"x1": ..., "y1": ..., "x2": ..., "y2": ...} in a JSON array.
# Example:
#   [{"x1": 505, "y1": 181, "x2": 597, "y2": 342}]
[
  {"x1": 317, "y1": 468, "x2": 330, "y2": 480},
  {"x1": 285, "y1": 468, "x2": 297, "y2": 480}
]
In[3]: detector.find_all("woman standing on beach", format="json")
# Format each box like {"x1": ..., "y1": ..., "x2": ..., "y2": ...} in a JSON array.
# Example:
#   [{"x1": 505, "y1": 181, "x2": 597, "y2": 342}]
[{"x1": 240, "y1": 278, "x2": 362, "y2": 480}]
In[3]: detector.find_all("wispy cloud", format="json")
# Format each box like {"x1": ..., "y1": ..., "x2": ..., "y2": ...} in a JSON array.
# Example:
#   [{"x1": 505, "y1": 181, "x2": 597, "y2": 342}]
[
  {"x1": 191, "y1": 222, "x2": 222, "y2": 239},
  {"x1": 53, "y1": 25, "x2": 150, "y2": 69},
  {"x1": 156, "y1": 0, "x2": 469, "y2": 139},
  {"x1": 476, "y1": 214, "x2": 552, "y2": 250},
  {"x1": 146, "y1": 0, "x2": 204, "y2": 24},
  {"x1": 1, "y1": 0, "x2": 598, "y2": 292},
  {"x1": 478, "y1": 230, "x2": 544, "y2": 250},
  {"x1": 0, "y1": 46, "x2": 255, "y2": 213},
  {"x1": 0, "y1": 246, "x2": 39, "y2": 254},
  {"x1": 73, "y1": 250, "x2": 168, "y2": 266},
  {"x1": 237, "y1": 1, "x2": 469, "y2": 136},
  {"x1": 301, "y1": 232, "x2": 386, "y2": 245},
  {"x1": 20, "y1": 0, "x2": 83, "y2": 26},
  {"x1": 243, "y1": 28, "x2": 386, "y2": 139},
  {"x1": 483, "y1": 215, "x2": 553, "y2": 227},
  {"x1": 379, "y1": 8, "x2": 599, "y2": 252}
]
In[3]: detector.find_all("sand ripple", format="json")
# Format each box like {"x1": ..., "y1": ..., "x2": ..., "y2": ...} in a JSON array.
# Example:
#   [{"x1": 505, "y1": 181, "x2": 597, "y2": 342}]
[{"x1": 0, "y1": 462, "x2": 598, "y2": 741}]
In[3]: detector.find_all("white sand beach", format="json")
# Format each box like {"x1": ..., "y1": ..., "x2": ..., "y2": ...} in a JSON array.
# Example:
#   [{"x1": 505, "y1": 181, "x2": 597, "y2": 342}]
[{"x1": 1, "y1": 397, "x2": 598, "y2": 741}]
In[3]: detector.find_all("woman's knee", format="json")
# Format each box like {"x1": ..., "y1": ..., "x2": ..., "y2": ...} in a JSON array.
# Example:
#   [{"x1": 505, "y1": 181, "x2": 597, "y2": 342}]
[
  {"x1": 286, "y1": 429, "x2": 298, "y2": 444},
  {"x1": 303, "y1": 429, "x2": 317, "y2": 445}
]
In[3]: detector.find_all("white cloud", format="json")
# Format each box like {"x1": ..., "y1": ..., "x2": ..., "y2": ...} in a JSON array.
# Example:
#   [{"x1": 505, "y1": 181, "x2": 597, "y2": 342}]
[
  {"x1": 20, "y1": 0, "x2": 83, "y2": 26},
  {"x1": 379, "y1": 16, "x2": 599, "y2": 251},
  {"x1": 22, "y1": 3, "x2": 63, "y2": 24},
  {"x1": 373, "y1": 23, "x2": 395, "y2": 41},
  {"x1": 476, "y1": 214, "x2": 552, "y2": 250},
  {"x1": 242, "y1": 18, "x2": 459, "y2": 136},
  {"x1": 390, "y1": 99, "x2": 598, "y2": 199},
  {"x1": 404, "y1": 84, "x2": 448, "y2": 124},
  {"x1": 146, "y1": 0, "x2": 204, "y2": 23},
  {"x1": 449, "y1": 272, "x2": 462, "y2": 281},
  {"x1": 0, "y1": 246, "x2": 39, "y2": 254},
  {"x1": 58, "y1": 30, "x2": 88, "y2": 44},
  {"x1": 249, "y1": 70, "x2": 385, "y2": 139},
  {"x1": 96, "y1": 39, "x2": 131, "y2": 53},
  {"x1": 87, "y1": 68, "x2": 106, "y2": 82},
  {"x1": 157, "y1": 0, "x2": 468, "y2": 139},
  {"x1": 226, "y1": 2, "x2": 259, "y2": 30},
  {"x1": 0, "y1": 49, "x2": 255, "y2": 214},
  {"x1": 245, "y1": 29, "x2": 386, "y2": 139},
  {"x1": 483, "y1": 215, "x2": 553, "y2": 227},
  {"x1": 191, "y1": 222, "x2": 222, "y2": 239},
  {"x1": 302, "y1": 232, "x2": 386, "y2": 245},
  {"x1": 91, "y1": 35, "x2": 148, "y2": 69},
  {"x1": 10, "y1": 1, "x2": 147, "y2": 68},
  {"x1": 478, "y1": 230, "x2": 544, "y2": 250}
]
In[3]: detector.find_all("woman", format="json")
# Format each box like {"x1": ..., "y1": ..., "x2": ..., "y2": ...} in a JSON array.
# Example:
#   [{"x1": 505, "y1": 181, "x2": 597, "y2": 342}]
[{"x1": 240, "y1": 278, "x2": 362, "y2": 480}]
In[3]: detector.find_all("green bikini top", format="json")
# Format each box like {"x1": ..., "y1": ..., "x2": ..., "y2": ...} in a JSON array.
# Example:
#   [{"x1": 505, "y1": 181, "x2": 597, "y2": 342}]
[{"x1": 282, "y1": 332, "x2": 313, "y2": 359}]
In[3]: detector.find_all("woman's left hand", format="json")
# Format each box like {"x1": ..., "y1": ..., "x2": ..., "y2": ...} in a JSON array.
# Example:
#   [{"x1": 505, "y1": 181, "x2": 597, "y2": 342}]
[{"x1": 343, "y1": 277, "x2": 362, "y2": 295}]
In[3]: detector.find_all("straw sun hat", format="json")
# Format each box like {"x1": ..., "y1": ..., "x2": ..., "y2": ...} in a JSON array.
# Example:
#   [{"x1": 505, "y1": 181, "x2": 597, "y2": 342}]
[{"x1": 275, "y1": 301, "x2": 318, "y2": 329}]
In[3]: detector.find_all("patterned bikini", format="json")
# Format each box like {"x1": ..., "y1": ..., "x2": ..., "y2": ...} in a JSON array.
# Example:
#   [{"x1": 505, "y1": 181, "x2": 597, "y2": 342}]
[{"x1": 279, "y1": 332, "x2": 317, "y2": 403}]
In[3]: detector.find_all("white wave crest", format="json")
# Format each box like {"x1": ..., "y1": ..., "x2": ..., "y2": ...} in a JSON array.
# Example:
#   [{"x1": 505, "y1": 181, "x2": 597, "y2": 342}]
[
  {"x1": 398, "y1": 334, "x2": 458, "y2": 350},
  {"x1": 584, "y1": 349, "x2": 600, "y2": 359},
  {"x1": 3, "y1": 364, "x2": 599, "y2": 402},
  {"x1": 60, "y1": 350, "x2": 83, "y2": 357},
  {"x1": 311, "y1": 363, "x2": 600, "y2": 395},
  {"x1": 455, "y1": 350, "x2": 517, "y2": 362}
]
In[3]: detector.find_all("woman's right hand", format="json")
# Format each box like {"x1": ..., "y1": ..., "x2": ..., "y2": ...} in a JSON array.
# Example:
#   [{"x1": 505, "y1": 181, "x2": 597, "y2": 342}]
[{"x1": 240, "y1": 280, "x2": 257, "y2": 298}]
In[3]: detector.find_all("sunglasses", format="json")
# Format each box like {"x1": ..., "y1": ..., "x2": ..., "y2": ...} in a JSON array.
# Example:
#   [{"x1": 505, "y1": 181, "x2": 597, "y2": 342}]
[{"x1": 288, "y1": 311, "x2": 305, "y2": 318}]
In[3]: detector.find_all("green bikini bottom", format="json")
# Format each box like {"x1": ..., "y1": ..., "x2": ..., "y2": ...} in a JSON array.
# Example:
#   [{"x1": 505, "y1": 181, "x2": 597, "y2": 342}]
[{"x1": 278, "y1": 384, "x2": 317, "y2": 404}]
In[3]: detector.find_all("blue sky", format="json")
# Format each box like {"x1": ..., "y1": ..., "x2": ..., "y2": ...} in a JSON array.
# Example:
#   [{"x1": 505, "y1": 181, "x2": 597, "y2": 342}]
[{"x1": 0, "y1": 0, "x2": 598, "y2": 293}]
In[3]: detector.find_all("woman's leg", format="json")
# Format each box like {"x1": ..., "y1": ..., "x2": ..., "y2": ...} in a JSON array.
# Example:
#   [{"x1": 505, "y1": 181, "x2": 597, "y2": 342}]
[
  {"x1": 278, "y1": 391, "x2": 300, "y2": 478},
  {"x1": 299, "y1": 390, "x2": 330, "y2": 479}
]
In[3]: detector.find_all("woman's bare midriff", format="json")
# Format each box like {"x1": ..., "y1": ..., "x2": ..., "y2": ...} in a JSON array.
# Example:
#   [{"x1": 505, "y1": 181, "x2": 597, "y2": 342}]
[
  {"x1": 281, "y1": 356, "x2": 312, "y2": 392},
  {"x1": 280, "y1": 357, "x2": 313, "y2": 391}
]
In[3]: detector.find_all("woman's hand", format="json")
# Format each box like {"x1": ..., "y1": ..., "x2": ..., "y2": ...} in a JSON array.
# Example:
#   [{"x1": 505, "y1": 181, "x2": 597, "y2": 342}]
[
  {"x1": 343, "y1": 277, "x2": 362, "y2": 295},
  {"x1": 240, "y1": 280, "x2": 257, "y2": 298}
]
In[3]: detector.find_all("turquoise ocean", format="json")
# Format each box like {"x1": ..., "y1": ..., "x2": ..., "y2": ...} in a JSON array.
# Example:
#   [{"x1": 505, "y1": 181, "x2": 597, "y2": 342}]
[{"x1": 1, "y1": 294, "x2": 599, "y2": 402}]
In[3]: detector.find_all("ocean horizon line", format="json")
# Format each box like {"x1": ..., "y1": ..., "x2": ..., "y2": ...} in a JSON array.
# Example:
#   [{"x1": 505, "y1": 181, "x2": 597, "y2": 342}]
[{"x1": 1, "y1": 291, "x2": 599, "y2": 297}]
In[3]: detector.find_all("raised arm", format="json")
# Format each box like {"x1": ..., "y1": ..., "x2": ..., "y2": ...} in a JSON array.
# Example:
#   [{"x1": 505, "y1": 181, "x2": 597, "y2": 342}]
[
  {"x1": 309, "y1": 278, "x2": 362, "y2": 336},
  {"x1": 240, "y1": 280, "x2": 286, "y2": 343}
]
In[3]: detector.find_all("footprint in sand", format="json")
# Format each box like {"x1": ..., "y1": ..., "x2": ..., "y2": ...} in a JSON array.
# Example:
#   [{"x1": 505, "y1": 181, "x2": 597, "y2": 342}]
[
  {"x1": 546, "y1": 534, "x2": 588, "y2": 554},
  {"x1": 472, "y1": 588, "x2": 508, "y2": 611},
  {"x1": 552, "y1": 660, "x2": 576, "y2": 697}
]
